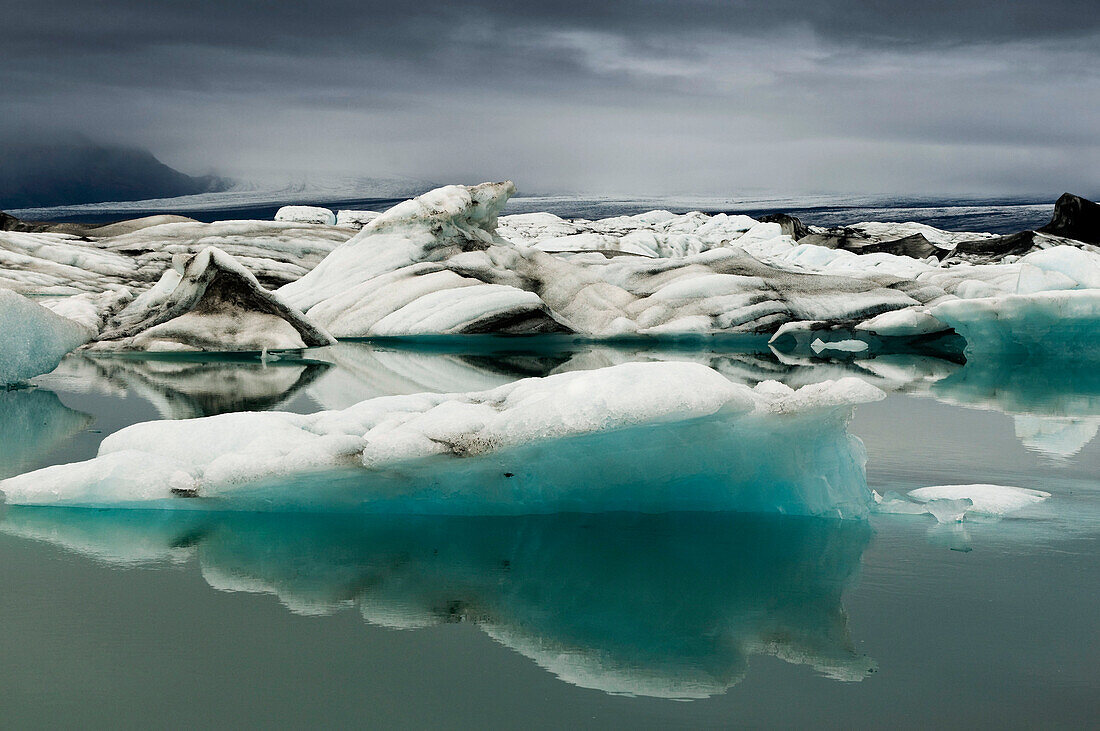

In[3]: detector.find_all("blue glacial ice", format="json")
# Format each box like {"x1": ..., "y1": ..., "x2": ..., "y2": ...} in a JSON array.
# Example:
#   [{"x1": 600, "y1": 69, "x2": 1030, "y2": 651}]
[
  {"x1": 0, "y1": 362, "x2": 883, "y2": 517},
  {"x1": 0, "y1": 289, "x2": 92, "y2": 384}
]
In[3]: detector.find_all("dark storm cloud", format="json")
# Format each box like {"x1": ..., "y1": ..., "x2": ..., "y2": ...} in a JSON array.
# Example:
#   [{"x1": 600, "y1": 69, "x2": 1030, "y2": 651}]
[{"x1": 2, "y1": 0, "x2": 1098, "y2": 196}]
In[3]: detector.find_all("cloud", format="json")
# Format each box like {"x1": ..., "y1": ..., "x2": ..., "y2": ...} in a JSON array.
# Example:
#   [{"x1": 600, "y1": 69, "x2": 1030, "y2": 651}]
[{"x1": 3, "y1": 0, "x2": 1098, "y2": 196}]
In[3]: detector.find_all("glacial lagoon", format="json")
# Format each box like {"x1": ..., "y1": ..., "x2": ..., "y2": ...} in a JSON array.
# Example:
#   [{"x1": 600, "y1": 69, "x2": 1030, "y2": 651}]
[{"x1": 2, "y1": 338, "x2": 1098, "y2": 726}]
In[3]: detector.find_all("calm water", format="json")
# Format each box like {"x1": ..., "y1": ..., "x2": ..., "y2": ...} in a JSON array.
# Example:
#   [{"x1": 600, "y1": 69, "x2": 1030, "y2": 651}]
[{"x1": 2, "y1": 340, "x2": 1098, "y2": 727}]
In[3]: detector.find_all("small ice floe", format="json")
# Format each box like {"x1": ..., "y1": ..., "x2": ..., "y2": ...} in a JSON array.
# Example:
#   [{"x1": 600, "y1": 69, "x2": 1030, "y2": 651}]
[
  {"x1": 874, "y1": 484, "x2": 1051, "y2": 523},
  {"x1": 274, "y1": 205, "x2": 336, "y2": 226}
]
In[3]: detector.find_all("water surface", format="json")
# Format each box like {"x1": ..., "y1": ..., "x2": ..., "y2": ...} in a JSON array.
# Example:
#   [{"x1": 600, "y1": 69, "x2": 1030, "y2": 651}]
[{"x1": 2, "y1": 340, "x2": 1097, "y2": 726}]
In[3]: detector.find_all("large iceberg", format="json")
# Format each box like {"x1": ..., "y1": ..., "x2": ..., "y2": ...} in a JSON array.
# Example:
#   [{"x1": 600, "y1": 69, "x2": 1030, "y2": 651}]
[
  {"x1": 0, "y1": 362, "x2": 883, "y2": 517},
  {"x1": 278, "y1": 182, "x2": 951, "y2": 340},
  {"x1": 0, "y1": 507, "x2": 875, "y2": 697},
  {"x1": 0, "y1": 288, "x2": 93, "y2": 383},
  {"x1": 4, "y1": 185, "x2": 1099, "y2": 356}
]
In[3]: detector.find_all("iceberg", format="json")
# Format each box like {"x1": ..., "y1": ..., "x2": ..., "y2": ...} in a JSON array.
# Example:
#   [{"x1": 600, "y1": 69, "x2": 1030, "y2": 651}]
[
  {"x1": 91, "y1": 247, "x2": 335, "y2": 352},
  {"x1": 5, "y1": 185, "x2": 1098, "y2": 355},
  {"x1": 0, "y1": 362, "x2": 883, "y2": 517},
  {"x1": 875, "y1": 484, "x2": 1051, "y2": 523},
  {"x1": 0, "y1": 289, "x2": 92, "y2": 383},
  {"x1": 909, "y1": 484, "x2": 1051, "y2": 517},
  {"x1": 0, "y1": 507, "x2": 875, "y2": 697},
  {"x1": 278, "y1": 182, "x2": 949, "y2": 340},
  {"x1": 274, "y1": 205, "x2": 337, "y2": 226},
  {"x1": 930, "y1": 290, "x2": 1100, "y2": 358}
]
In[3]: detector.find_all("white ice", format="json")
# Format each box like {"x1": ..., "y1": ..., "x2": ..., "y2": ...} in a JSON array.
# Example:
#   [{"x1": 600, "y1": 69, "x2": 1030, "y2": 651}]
[
  {"x1": 274, "y1": 205, "x2": 337, "y2": 226},
  {"x1": 0, "y1": 362, "x2": 883, "y2": 516}
]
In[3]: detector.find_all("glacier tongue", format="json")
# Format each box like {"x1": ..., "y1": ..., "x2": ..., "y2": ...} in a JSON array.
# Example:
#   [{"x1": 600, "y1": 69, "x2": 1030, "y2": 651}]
[{"x1": 0, "y1": 362, "x2": 883, "y2": 517}]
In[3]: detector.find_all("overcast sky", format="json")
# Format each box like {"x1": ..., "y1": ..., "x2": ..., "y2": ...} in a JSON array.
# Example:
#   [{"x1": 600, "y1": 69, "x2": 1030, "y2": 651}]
[{"x1": 4, "y1": 0, "x2": 1098, "y2": 197}]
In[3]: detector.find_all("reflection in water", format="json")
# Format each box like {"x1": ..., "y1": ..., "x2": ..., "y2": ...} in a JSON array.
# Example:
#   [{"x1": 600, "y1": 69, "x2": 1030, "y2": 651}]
[
  {"x1": 36, "y1": 353, "x2": 330, "y2": 419},
  {"x1": 0, "y1": 389, "x2": 92, "y2": 478},
  {"x1": 0, "y1": 507, "x2": 874, "y2": 699},
  {"x1": 933, "y1": 356, "x2": 1100, "y2": 458},
  {"x1": 312, "y1": 339, "x2": 1100, "y2": 459}
]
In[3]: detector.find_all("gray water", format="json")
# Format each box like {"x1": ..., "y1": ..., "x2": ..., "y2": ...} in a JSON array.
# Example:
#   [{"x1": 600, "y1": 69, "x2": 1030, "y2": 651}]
[{"x1": 2, "y1": 341, "x2": 1098, "y2": 727}]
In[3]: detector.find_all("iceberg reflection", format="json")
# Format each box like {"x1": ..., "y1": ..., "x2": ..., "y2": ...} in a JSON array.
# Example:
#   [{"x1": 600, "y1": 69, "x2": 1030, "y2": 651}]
[
  {"x1": 37, "y1": 352, "x2": 330, "y2": 419},
  {"x1": 0, "y1": 388, "x2": 92, "y2": 479},
  {"x1": 933, "y1": 356, "x2": 1100, "y2": 458},
  {"x1": 0, "y1": 507, "x2": 875, "y2": 699}
]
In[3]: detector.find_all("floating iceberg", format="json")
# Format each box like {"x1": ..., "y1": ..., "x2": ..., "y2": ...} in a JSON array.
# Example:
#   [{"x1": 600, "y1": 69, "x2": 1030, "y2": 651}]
[
  {"x1": 875, "y1": 484, "x2": 1051, "y2": 523},
  {"x1": 0, "y1": 289, "x2": 93, "y2": 383},
  {"x1": 89, "y1": 247, "x2": 334, "y2": 352},
  {"x1": 0, "y1": 507, "x2": 875, "y2": 697},
  {"x1": 274, "y1": 206, "x2": 337, "y2": 226},
  {"x1": 0, "y1": 362, "x2": 883, "y2": 517},
  {"x1": 4, "y1": 186, "x2": 1099, "y2": 356},
  {"x1": 931, "y1": 290, "x2": 1100, "y2": 358}
]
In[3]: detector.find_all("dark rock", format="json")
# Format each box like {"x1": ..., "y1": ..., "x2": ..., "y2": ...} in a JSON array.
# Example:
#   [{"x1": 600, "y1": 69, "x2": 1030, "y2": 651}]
[
  {"x1": 0, "y1": 210, "x2": 46, "y2": 232},
  {"x1": 797, "y1": 229, "x2": 868, "y2": 250},
  {"x1": 851, "y1": 233, "x2": 948, "y2": 260},
  {"x1": 952, "y1": 230, "x2": 1045, "y2": 261},
  {"x1": 1038, "y1": 192, "x2": 1100, "y2": 244},
  {"x1": 758, "y1": 213, "x2": 811, "y2": 240}
]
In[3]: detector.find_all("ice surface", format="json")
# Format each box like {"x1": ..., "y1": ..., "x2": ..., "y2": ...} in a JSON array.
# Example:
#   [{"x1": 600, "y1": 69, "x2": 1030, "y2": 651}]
[
  {"x1": 274, "y1": 205, "x2": 337, "y2": 225},
  {"x1": 930, "y1": 290, "x2": 1100, "y2": 357},
  {"x1": 908, "y1": 484, "x2": 1051, "y2": 516},
  {"x1": 0, "y1": 363, "x2": 883, "y2": 516},
  {"x1": 335, "y1": 210, "x2": 381, "y2": 228},
  {"x1": 0, "y1": 508, "x2": 875, "y2": 697},
  {"x1": 91, "y1": 247, "x2": 335, "y2": 352},
  {"x1": 0, "y1": 289, "x2": 93, "y2": 384}
]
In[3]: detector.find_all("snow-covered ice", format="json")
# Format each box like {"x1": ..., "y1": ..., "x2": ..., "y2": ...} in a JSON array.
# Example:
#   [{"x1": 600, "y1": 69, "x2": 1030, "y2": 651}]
[
  {"x1": 274, "y1": 205, "x2": 337, "y2": 226},
  {"x1": 0, "y1": 363, "x2": 883, "y2": 516}
]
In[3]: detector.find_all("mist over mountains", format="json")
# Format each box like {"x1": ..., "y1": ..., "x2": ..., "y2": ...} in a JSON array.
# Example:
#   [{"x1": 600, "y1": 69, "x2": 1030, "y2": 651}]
[{"x1": 0, "y1": 138, "x2": 231, "y2": 209}]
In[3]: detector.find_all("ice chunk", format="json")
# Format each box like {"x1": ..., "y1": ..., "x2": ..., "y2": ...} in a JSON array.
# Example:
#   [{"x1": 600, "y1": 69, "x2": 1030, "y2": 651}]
[
  {"x1": 91, "y1": 247, "x2": 335, "y2": 351},
  {"x1": 810, "y1": 338, "x2": 869, "y2": 354},
  {"x1": 274, "y1": 205, "x2": 337, "y2": 225},
  {"x1": 335, "y1": 210, "x2": 380, "y2": 228},
  {"x1": 0, "y1": 289, "x2": 93, "y2": 384},
  {"x1": 907, "y1": 484, "x2": 1051, "y2": 517},
  {"x1": 930, "y1": 290, "x2": 1100, "y2": 357},
  {"x1": 0, "y1": 363, "x2": 883, "y2": 517}
]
